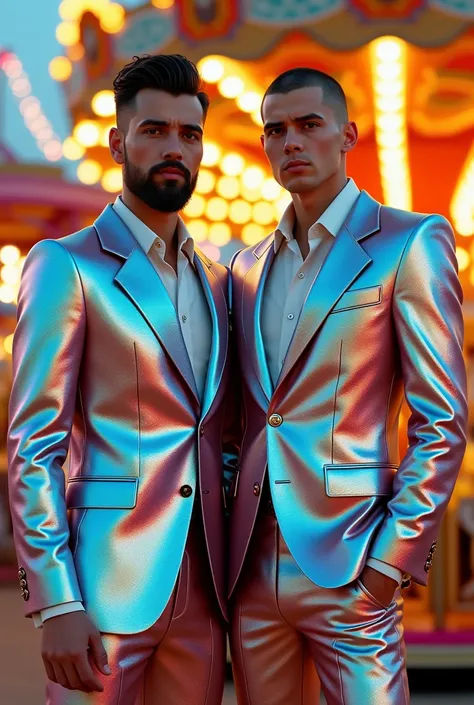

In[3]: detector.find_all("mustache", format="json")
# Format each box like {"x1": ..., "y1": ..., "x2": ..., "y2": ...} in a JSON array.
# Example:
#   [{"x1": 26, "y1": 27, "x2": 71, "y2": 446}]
[{"x1": 148, "y1": 160, "x2": 191, "y2": 180}]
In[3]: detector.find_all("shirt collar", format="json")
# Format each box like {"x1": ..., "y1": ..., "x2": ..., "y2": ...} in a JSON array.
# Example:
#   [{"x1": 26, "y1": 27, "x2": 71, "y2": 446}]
[
  {"x1": 274, "y1": 178, "x2": 360, "y2": 252},
  {"x1": 113, "y1": 196, "x2": 195, "y2": 262}
]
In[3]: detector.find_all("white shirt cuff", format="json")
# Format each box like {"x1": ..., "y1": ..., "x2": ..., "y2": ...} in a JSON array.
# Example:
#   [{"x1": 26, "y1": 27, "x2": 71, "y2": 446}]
[
  {"x1": 32, "y1": 601, "x2": 85, "y2": 629},
  {"x1": 366, "y1": 557, "x2": 403, "y2": 584}
]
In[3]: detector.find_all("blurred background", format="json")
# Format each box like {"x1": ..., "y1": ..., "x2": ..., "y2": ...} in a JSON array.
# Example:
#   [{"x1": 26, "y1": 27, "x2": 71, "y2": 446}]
[{"x1": 0, "y1": 1, "x2": 474, "y2": 702}]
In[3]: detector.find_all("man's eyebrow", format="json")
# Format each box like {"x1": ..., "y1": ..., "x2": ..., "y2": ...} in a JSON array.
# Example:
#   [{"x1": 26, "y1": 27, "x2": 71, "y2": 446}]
[
  {"x1": 263, "y1": 120, "x2": 284, "y2": 131},
  {"x1": 263, "y1": 113, "x2": 325, "y2": 131},
  {"x1": 137, "y1": 119, "x2": 203, "y2": 135},
  {"x1": 293, "y1": 113, "x2": 325, "y2": 122}
]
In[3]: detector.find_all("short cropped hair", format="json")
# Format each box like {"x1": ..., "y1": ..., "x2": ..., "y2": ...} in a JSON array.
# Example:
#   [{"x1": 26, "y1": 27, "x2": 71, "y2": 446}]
[{"x1": 262, "y1": 67, "x2": 348, "y2": 122}]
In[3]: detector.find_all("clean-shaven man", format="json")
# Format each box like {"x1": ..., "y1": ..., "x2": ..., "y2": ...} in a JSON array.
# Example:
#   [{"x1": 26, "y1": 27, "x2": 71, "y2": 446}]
[
  {"x1": 8, "y1": 54, "x2": 236, "y2": 704},
  {"x1": 228, "y1": 68, "x2": 467, "y2": 705}
]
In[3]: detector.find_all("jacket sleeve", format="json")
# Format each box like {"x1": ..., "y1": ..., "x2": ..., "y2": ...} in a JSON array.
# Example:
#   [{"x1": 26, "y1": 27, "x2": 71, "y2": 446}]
[
  {"x1": 369, "y1": 215, "x2": 467, "y2": 584},
  {"x1": 8, "y1": 239, "x2": 86, "y2": 615}
]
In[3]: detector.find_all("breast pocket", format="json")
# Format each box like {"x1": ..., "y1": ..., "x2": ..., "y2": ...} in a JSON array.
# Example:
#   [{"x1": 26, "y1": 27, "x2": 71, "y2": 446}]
[{"x1": 331, "y1": 285, "x2": 382, "y2": 314}]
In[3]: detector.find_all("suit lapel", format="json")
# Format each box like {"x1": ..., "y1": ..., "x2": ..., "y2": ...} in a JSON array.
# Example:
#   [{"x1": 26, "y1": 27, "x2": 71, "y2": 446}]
[
  {"x1": 241, "y1": 235, "x2": 275, "y2": 402},
  {"x1": 94, "y1": 204, "x2": 200, "y2": 404},
  {"x1": 275, "y1": 191, "x2": 380, "y2": 392},
  {"x1": 194, "y1": 248, "x2": 229, "y2": 419}
]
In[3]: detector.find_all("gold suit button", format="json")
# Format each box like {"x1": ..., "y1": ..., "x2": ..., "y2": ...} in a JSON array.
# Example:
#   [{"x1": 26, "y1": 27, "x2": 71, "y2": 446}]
[
  {"x1": 180, "y1": 485, "x2": 193, "y2": 498},
  {"x1": 268, "y1": 413, "x2": 283, "y2": 427},
  {"x1": 18, "y1": 567, "x2": 26, "y2": 580},
  {"x1": 253, "y1": 482, "x2": 261, "y2": 496},
  {"x1": 22, "y1": 589, "x2": 29, "y2": 601}
]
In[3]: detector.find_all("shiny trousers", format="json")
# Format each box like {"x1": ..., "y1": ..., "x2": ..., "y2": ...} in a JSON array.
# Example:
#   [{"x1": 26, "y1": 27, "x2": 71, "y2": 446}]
[
  {"x1": 47, "y1": 511, "x2": 226, "y2": 705},
  {"x1": 230, "y1": 509, "x2": 409, "y2": 705}
]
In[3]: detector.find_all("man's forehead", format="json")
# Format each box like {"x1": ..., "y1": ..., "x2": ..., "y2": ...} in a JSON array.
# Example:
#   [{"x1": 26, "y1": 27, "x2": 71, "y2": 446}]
[
  {"x1": 262, "y1": 85, "x2": 328, "y2": 122},
  {"x1": 133, "y1": 89, "x2": 204, "y2": 123}
]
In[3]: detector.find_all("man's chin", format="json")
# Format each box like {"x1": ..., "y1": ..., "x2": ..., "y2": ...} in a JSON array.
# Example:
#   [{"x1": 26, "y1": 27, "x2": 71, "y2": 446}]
[{"x1": 283, "y1": 176, "x2": 319, "y2": 194}]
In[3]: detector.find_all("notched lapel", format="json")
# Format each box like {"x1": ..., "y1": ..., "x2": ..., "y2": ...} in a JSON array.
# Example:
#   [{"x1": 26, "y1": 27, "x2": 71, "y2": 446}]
[
  {"x1": 276, "y1": 207, "x2": 376, "y2": 391},
  {"x1": 94, "y1": 204, "x2": 199, "y2": 404},
  {"x1": 194, "y1": 250, "x2": 229, "y2": 419},
  {"x1": 242, "y1": 238, "x2": 275, "y2": 402}
]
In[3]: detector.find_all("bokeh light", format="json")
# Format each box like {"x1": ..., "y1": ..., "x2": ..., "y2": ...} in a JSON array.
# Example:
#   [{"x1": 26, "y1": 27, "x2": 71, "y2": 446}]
[
  {"x1": 221, "y1": 153, "x2": 245, "y2": 177},
  {"x1": 74, "y1": 120, "x2": 100, "y2": 147},
  {"x1": 92, "y1": 90, "x2": 115, "y2": 117},
  {"x1": 195, "y1": 170, "x2": 216, "y2": 195},
  {"x1": 49, "y1": 56, "x2": 72, "y2": 81},
  {"x1": 208, "y1": 223, "x2": 232, "y2": 247},
  {"x1": 101, "y1": 168, "x2": 123, "y2": 193},
  {"x1": 199, "y1": 58, "x2": 225, "y2": 83},
  {"x1": 77, "y1": 160, "x2": 103, "y2": 185}
]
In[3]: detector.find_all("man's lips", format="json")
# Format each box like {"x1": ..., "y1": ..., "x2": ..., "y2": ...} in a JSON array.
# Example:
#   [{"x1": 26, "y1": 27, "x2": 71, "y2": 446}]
[
  {"x1": 155, "y1": 167, "x2": 186, "y2": 179},
  {"x1": 283, "y1": 160, "x2": 311, "y2": 172}
]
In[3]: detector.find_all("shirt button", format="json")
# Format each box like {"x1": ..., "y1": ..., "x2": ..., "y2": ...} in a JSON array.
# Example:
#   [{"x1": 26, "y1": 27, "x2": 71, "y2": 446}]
[
  {"x1": 287, "y1": 313, "x2": 294, "y2": 320},
  {"x1": 180, "y1": 485, "x2": 193, "y2": 498},
  {"x1": 298, "y1": 272, "x2": 305, "y2": 279},
  {"x1": 182, "y1": 315, "x2": 187, "y2": 322}
]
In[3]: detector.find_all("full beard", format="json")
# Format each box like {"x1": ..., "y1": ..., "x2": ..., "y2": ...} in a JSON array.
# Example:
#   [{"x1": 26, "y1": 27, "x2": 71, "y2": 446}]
[{"x1": 123, "y1": 157, "x2": 198, "y2": 213}]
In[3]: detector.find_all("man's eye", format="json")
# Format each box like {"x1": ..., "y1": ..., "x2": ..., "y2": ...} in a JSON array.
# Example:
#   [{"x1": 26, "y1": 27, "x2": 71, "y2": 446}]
[
  {"x1": 145, "y1": 128, "x2": 161, "y2": 135},
  {"x1": 183, "y1": 132, "x2": 198, "y2": 140},
  {"x1": 268, "y1": 128, "x2": 282, "y2": 136},
  {"x1": 305, "y1": 122, "x2": 318, "y2": 129}
]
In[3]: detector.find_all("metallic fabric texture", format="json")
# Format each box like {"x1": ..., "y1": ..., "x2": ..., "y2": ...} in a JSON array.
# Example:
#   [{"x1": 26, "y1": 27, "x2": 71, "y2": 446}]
[
  {"x1": 229, "y1": 191, "x2": 467, "y2": 598},
  {"x1": 47, "y1": 513, "x2": 226, "y2": 704},
  {"x1": 8, "y1": 204, "x2": 236, "y2": 633},
  {"x1": 231, "y1": 512, "x2": 408, "y2": 705}
]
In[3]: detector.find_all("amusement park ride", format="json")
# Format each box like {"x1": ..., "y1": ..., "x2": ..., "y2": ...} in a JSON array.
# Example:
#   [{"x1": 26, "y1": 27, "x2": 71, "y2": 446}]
[{"x1": 1, "y1": 0, "x2": 474, "y2": 668}]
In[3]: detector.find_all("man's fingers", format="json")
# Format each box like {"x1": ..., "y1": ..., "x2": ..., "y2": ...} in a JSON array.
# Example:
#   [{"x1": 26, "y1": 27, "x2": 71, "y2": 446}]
[
  {"x1": 89, "y1": 630, "x2": 111, "y2": 676},
  {"x1": 51, "y1": 661, "x2": 69, "y2": 690},
  {"x1": 76, "y1": 654, "x2": 105, "y2": 693},
  {"x1": 42, "y1": 656, "x2": 56, "y2": 684},
  {"x1": 61, "y1": 660, "x2": 82, "y2": 691}
]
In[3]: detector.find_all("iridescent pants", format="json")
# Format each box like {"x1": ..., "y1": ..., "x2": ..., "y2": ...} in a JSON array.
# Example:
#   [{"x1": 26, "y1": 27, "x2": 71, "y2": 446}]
[
  {"x1": 230, "y1": 508, "x2": 409, "y2": 705},
  {"x1": 47, "y1": 512, "x2": 226, "y2": 705}
]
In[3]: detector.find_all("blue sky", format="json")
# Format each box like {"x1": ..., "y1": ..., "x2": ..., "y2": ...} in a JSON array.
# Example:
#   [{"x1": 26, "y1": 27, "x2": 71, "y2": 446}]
[{"x1": 0, "y1": 0, "x2": 143, "y2": 174}]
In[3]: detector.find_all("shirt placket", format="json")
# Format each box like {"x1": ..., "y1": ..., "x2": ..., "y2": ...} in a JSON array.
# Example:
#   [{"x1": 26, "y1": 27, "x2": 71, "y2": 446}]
[
  {"x1": 177, "y1": 250, "x2": 192, "y2": 360},
  {"x1": 278, "y1": 236, "x2": 321, "y2": 370},
  {"x1": 278, "y1": 241, "x2": 303, "y2": 369}
]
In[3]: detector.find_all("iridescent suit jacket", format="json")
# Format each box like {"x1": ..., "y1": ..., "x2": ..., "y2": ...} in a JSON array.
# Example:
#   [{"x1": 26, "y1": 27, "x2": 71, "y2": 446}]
[
  {"x1": 8, "y1": 205, "x2": 236, "y2": 634},
  {"x1": 229, "y1": 190, "x2": 468, "y2": 596}
]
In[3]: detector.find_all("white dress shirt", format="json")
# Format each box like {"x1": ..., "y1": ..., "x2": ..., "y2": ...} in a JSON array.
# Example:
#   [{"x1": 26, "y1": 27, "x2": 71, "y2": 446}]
[
  {"x1": 261, "y1": 178, "x2": 402, "y2": 586},
  {"x1": 32, "y1": 196, "x2": 212, "y2": 627}
]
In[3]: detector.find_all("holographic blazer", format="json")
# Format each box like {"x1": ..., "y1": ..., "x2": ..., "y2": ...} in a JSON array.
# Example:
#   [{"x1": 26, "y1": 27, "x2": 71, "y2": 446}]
[
  {"x1": 8, "y1": 204, "x2": 236, "y2": 633},
  {"x1": 228, "y1": 190, "x2": 467, "y2": 596}
]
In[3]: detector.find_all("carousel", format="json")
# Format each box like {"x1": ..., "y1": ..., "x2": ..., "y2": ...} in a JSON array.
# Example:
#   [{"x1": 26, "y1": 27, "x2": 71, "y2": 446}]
[{"x1": 1, "y1": 0, "x2": 474, "y2": 666}]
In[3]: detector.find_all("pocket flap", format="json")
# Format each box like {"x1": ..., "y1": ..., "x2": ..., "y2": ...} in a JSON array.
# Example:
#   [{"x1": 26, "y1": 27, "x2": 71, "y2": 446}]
[
  {"x1": 66, "y1": 477, "x2": 138, "y2": 509},
  {"x1": 324, "y1": 464, "x2": 397, "y2": 497},
  {"x1": 332, "y1": 285, "x2": 382, "y2": 313}
]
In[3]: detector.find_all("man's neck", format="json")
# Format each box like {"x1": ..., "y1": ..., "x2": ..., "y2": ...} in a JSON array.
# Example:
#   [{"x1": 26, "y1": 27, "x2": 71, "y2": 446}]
[
  {"x1": 121, "y1": 189, "x2": 179, "y2": 249},
  {"x1": 291, "y1": 174, "x2": 348, "y2": 256}
]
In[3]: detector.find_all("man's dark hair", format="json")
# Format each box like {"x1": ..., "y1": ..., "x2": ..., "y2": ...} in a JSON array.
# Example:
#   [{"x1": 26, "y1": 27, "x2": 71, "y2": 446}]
[
  {"x1": 262, "y1": 67, "x2": 348, "y2": 123},
  {"x1": 113, "y1": 54, "x2": 209, "y2": 123}
]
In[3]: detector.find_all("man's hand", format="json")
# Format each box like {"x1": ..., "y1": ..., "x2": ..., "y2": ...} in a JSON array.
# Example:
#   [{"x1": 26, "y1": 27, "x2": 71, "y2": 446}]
[
  {"x1": 359, "y1": 565, "x2": 398, "y2": 608},
  {"x1": 41, "y1": 611, "x2": 110, "y2": 693}
]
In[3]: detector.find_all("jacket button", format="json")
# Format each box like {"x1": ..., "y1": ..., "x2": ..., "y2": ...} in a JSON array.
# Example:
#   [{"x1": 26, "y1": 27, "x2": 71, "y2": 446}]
[
  {"x1": 200, "y1": 426, "x2": 205, "y2": 436},
  {"x1": 268, "y1": 413, "x2": 283, "y2": 427},
  {"x1": 21, "y1": 588, "x2": 29, "y2": 601},
  {"x1": 253, "y1": 482, "x2": 261, "y2": 496},
  {"x1": 180, "y1": 485, "x2": 193, "y2": 498}
]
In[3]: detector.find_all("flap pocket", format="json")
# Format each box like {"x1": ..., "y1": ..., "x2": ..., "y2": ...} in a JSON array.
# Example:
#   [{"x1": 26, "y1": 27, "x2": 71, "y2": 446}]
[
  {"x1": 331, "y1": 285, "x2": 382, "y2": 314},
  {"x1": 324, "y1": 463, "x2": 397, "y2": 497},
  {"x1": 66, "y1": 477, "x2": 138, "y2": 509}
]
